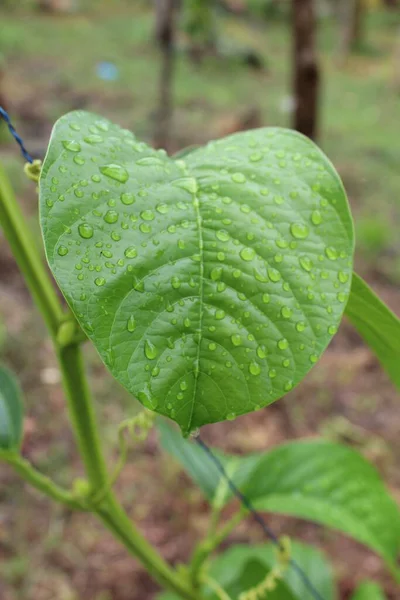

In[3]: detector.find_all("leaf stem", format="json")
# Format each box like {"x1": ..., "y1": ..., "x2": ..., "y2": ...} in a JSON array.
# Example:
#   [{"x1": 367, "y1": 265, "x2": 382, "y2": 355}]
[{"x1": 0, "y1": 162, "x2": 64, "y2": 339}]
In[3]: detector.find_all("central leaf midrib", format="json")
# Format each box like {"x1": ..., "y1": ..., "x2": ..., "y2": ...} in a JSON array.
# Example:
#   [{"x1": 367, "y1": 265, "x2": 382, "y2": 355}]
[{"x1": 187, "y1": 178, "x2": 205, "y2": 433}]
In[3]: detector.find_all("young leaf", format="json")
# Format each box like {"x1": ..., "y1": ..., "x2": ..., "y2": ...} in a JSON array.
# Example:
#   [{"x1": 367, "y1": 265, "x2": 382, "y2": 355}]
[
  {"x1": 345, "y1": 273, "x2": 400, "y2": 389},
  {"x1": 159, "y1": 425, "x2": 400, "y2": 570},
  {"x1": 350, "y1": 581, "x2": 387, "y2": 600},
  {"x1": 40, "y1": 111, "x2": 354, "y2": 434},
  {"x1": 0, "y1": 364, "x2": 24, "y2": 451}
]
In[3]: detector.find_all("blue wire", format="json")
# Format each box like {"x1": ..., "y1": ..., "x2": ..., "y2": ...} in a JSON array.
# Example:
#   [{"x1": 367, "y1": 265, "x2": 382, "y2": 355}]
[
  {"x1": 196, "y1": 436, "x2": 325, "y2": 600},
  {"x1": 0, "y1": 106, "x2": 33, "y2": 163}
]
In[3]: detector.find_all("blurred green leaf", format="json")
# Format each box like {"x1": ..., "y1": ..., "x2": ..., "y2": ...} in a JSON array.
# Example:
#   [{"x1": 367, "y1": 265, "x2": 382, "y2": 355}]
[
  {"x1": 350, "y1": 581, "x2": 387, "y2": 600},
  {"x1": 159, "y1": 423, "x2": 400, "y2": 570},
  {"x1": 0, "y1": 364, "x2": 23, "y2": 451},
  {"x1": 157, "y1": 541, "x2": 336, "y2": 600},
  {"x1": 208, "y1": 541, "x2": 336, "y2": 600},
  {"x1": 345, "y1": 273, "x2": 400, "y2": 389}
]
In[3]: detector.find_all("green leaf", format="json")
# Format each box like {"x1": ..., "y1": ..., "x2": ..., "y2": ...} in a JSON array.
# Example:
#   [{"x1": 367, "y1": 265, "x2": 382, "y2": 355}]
[
  {"x1": 156, "y1": 541, "x2": 336, "y2": 600},
  {"x1": 208, "y1": 541, "x2": 336, "y2": 600},
  {"x1": 159, "y1": 424, "x2": 400, "y2": 569},
  {"x1": 158, "y1": 419, "x2": 260, "y2": 502},
  {"x1": 350, "y1": 581, "x2": 387, "y2": 600},
  {"x1": 0, "y1": 364, "x2": 23, "y2": 451},
  {"x1": 245, "y1": 441, "x2": 400, "y2": 571},
  {"x1": 345, "y1": 273, "x2": 400, "y2": 389},
  {"x1": 40, "y1": 111, "x2": 354, "y2": 434}
]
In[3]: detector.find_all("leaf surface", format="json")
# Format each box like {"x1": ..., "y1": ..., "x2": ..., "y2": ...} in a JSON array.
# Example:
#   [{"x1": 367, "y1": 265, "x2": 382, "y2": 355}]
[{"x1": 40, "y1": 111, "x2": 354, "y2": 433}]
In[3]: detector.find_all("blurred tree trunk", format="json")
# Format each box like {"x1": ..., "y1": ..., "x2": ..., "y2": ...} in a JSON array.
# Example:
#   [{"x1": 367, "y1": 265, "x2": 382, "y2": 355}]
[
  {"x1": 292, "y1": 0, "x2": 320, "y2": 140},
  {"x1": 383, "y1": 0, "x2": 398, "y2": 7},
  {"x1": 154, "y1": 0, "x2": 177, "y2": 150},
  {"x1": 337, "y1": 0, "x2": 365, "y2": 62}
]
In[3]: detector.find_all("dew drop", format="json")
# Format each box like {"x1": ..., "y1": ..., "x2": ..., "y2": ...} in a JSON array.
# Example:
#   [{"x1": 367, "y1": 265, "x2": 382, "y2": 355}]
[
  {"x1": 95, "y1": 277, "x2": 106, "y2": 287},
  {"x1": 156, "y1": 203, "x2": 169, "y2": 214},
  {"x1": 250, "y1": 152, "x2": 262, "y2": 162},
  {"x1": 104, "y1": 210, "x2": 119, "y2": 224},
  {"x1": 296, "y1": 321, "x2": 306, "y2": 332},
  {"x1": 216, "y1": 229, "x2": 230, "y2": 242},
  {"x1": 257, "y1": 345, "x2": 267, "y2": 359},
  {"x1": 231, "y1": 172, "x2": 246, "y2": 183},
  {"x1": 140, "y1": 223, "x2": 151, "y2": 233},
  {"x1": 171, "y1": 276, "x2": 181, "y2": 289},
  {"x1": 325, "y1": 246, "x2": 338, "y2": 261},
  {"x1": 78, "y1": 223, "x2": 94, "y2": 239},
  {"x1": 338, "y1": 271, "x2": 349, "y2": 284},
  {"x1": 211, "y1": 267, "x2": 222, "y2": 281},
  {"x1": 240, "y1": 247, "x2": 255, "y2": 262},
  {"x1": 62, "y1": 140, "x2": 81, "y2": 152},
  {"x1": 284, "y1": 381, "x2": 293, "y2": 392},
  {"x1": 215, "y1": 309, "x2": 225, "y2": 320},
  {"x1": 141, "y1": 209, "x2": 155, "y2": 221},
  {"x1": 268, "y1": 268, "x2": 281, "y2": 283},
  {"x1": 299, "y1": 256, "x2": 313, "y2": 272},
  {"x1": 281, "y1": 306, "x2": 292, "y2": 319},
  {"x1": 328, "y1": 325, "x2": 338, "y2": 335},
  {"x1": 310, "y1": 354, "x2": 318, "y2": 364},
  {"x1": 231, "y1": 334, "x2": 242, "y2": 347},
  {"x1": 144, "y1": 339, "x2": 158, "y2": 360},
  {"x1": 337, "y1": 292, "x2": 347, "y2": 303},
  {"x1": 208, "y1": 342, "x2": 216, "y2": 351},
  {"x1": 262, "y1": 293, "x2": 270, "y2": 304},
  {"x1": 249, "y1": 362, "x2": 261, "y2": 376},
  {"x1": 311, "y1": 210, "x2": 322, "y2": 225},
  {"x1": 127, "y1": 316, "x2": 136, "y2": 332},
  {"x1": 57, "y1": 245, "x2": 68, "y2": 256},
  {"x1": 84, "y1": 134, "x2": 103, "y2": 144},
  {"x1": 278, "y1": 338, "x2": 289, "y2": 350},
  {"x1": 269, "y1": 368, "x2": 277, "y2": 379},
  {"x1": 124, "y1": 246, "x2": 137, "y2": 258},
  {"x1": 100, "y1": 164, "x2": 129, "y2": 183},
  {"x1": 121, "y1": 192, "x2": 135, "y2": 205},
  {"x1": 290, "y1": 222, "x2": 309, "y2": 239}
]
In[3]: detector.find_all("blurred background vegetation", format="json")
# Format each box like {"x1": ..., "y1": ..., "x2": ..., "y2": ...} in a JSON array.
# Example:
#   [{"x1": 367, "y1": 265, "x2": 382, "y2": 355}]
[{"x1": 0, "y1": 1, "x2": 399, "y2": 599}]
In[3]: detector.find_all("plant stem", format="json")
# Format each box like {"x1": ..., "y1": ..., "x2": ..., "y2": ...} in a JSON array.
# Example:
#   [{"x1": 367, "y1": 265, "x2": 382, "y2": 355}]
[
  {"x1": 0, "y1": 452, "x2": 86, "y2": 510},
  {"x1": 58, "y1": 342, "x2": 203, "y2": 599},
  {"x1": 190, "y1": 510, "x2": 245, "y2": 586},
  {"x1": 0, "y1": 163, "x2": 64, "y2": 339}
]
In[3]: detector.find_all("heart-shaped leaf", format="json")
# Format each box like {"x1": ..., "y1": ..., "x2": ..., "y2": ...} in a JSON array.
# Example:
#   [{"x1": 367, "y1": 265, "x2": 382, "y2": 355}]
[
  {"x1": 40, "y1": 111, "x2": 354, "y2": 434},
  {"x1": 0, "y1": 364, "x2": 24, "y2": 451}
]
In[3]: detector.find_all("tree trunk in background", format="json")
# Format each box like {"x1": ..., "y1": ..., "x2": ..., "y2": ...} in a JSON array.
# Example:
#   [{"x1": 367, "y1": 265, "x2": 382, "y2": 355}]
[
  {"x1": 292, "y1": 0, "x2": 320, "y2": 140},
  {"x1": 337, "y1": 0, "x2": 365, "y2": 62},
  {"x1": 383, "y1": 0, "x2": 398, "y2": 8},
  {"x1": 153, "y1": 0, "x2": 177, "y2": 150}
]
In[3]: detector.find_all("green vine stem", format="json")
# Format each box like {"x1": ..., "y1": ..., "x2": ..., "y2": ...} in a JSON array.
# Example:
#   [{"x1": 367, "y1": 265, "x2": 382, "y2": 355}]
[
  {"x1": 0, "y1": 163, "x2": 64, "y2": 339},
  {"x1": 0, "y1": 162, "x2": 205, "y2": 600},
  {"x1": 0, "y1": 451, "x2": 87, "y2": 510}
]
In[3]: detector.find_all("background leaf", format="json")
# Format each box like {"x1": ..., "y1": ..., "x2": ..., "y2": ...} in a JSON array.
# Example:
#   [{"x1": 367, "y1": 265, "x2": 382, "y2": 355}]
[
  {"x1": 40, "y1": 111, "x2": 354, "y2": 433},
  {"x1": 157, "y1": 541, "x2": 336, "y2": 600},
  {"x1": 345, "y1": 273, "x2": 400, "y2": 389},
  {"x1": 0, "y1": 364, "x2": 24, "y2": 451},
  {"x1": 159, "y1": 423, "x2": 400, "y2": 569},
  {"x1": 350, "y1": 581, "x2": 387, "y2": 600}
]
